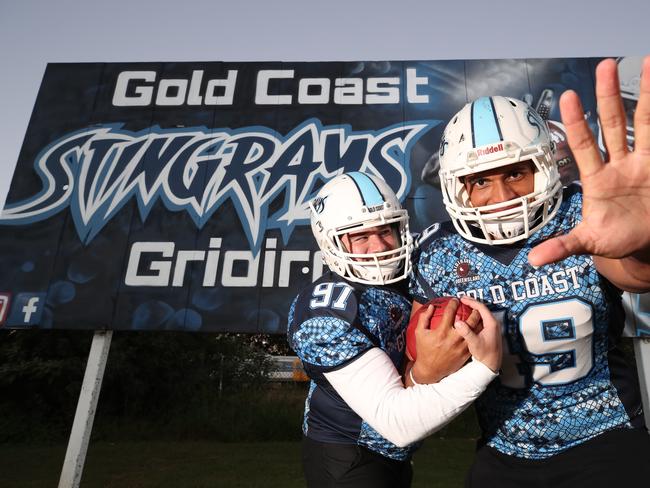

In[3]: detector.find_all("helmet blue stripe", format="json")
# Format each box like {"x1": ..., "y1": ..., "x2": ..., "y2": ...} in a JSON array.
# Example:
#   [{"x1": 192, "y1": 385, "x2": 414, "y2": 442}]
[
  {"x1": 348, "y1": 172, "x2": 384, "y2": 206},
  {"x1": 472, "y1": 96, "x2": 503, "y2": 147}
]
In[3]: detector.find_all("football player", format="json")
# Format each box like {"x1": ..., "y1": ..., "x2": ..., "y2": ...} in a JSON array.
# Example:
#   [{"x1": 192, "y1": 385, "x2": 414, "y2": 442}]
[
  {"x1": 287, "y1": 171, "x2": 502, "y2": 487},
  {"x1": 410, "y1": 58, "x2": 650, "y2": 487}
]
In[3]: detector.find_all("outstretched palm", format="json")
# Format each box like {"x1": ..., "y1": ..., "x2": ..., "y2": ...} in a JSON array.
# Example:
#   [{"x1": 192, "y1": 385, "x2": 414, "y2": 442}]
[{"x1": 529, "y1": 57, "x2": 650, "y2": 266}]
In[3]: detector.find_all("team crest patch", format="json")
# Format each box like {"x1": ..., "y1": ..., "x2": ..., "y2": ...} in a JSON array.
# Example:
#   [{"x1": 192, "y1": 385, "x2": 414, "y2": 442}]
[
  {"x1": 454, "y1": 261, "x2": 480, "y2": 284},
  {"x1": 456, "y1": 261, "x2": 471, "y2": 277},
  {"x1": 389, "y1": 305, "x2": 404, "y2": 325}
]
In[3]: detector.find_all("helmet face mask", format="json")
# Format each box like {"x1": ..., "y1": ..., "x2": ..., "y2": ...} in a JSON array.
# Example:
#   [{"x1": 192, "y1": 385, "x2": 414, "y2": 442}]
[
  {"x1": 439, "y1": 96, "x2": 563, "y2": 245},
  {"x1": 331, "y1": 220, "x2": 407, "y2": 281},
  {"x1": 310, "y1": 172, "x2": 413, "y2": 285},
  {"x1": 622, "y1": 96, "x2": 636, "y2": 148}
]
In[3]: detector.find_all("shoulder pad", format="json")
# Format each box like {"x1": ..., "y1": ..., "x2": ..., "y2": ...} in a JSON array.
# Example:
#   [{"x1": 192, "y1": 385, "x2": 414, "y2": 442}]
[
  {"x1": 415, "y1": 222, "x2": 441, "y2": 247},
  {"x1": 563, "y1": 182, "x2": 582, "y2": 198},
  {"x1": 414, "y1": 221, "x2": 457, "y2": 248},
  {"x1": 292, "y1": 278, "x2": 360, "y2": 325}
]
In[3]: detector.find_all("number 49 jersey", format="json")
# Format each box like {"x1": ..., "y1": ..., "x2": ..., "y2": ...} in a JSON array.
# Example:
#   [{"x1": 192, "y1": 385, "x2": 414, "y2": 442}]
[
  {"x1": 410, "y1": 185, "x2": 644, "y2": 459},
  {"x1": 287, "y1": 271, "x2": 413, "y2": 461}
]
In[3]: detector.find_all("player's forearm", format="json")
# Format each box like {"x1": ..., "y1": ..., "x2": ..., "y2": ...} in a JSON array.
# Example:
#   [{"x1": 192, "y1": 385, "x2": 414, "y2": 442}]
[
  {"x1": 405, "y1": 357, "x2": 467, "y2": 385},
  {"x1": 324, "y1": 348, "x2": 497, "y2": 447}
]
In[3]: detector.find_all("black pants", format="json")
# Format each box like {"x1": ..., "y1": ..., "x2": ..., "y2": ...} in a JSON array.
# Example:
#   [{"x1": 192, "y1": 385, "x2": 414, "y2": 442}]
[
  {"x1": 466, "y1": 427, "x2": 650, "y2": 488},
  {"x1": 302, "y1": 436, "x2": 413, "y2": 488}
]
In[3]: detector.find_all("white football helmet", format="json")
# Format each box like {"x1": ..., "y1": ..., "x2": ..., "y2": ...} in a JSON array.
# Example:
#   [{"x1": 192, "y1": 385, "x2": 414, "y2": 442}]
[
  {"x1": 309, "y1": 172, "x2": 413, "y2": 285},
  {"x1": 597, "y1": 57, "x2": 640, "y2": 153},
  {"x1": 438, "y1": 96, "x2": 562, "y2": 245}
]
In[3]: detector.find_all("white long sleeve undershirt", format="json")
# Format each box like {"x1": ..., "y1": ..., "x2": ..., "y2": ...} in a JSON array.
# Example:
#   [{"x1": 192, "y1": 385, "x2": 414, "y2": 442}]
[{"x1": 323, "y1": 348, "x2": 497, "y2": 447}]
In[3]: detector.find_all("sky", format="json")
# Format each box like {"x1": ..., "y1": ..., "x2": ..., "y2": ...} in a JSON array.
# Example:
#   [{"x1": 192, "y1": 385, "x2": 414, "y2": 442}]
[{"x1": 1, "y1": 0, "x2": 649, "y2": 210}]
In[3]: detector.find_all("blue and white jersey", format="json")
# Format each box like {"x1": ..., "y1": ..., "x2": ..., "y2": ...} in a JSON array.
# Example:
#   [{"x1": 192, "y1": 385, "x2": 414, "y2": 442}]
[
  {"x1": 410, "y1": 184, "x2": 644, "y2": 459},
  {"x1": 287, "y1": 271, "x2": 414, "y2": 461}
]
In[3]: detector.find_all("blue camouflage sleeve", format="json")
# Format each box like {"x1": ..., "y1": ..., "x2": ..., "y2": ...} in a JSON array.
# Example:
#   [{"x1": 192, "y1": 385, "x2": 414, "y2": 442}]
[{"x1": 292, "y1": 316, "x2": 375, "y2": 371}]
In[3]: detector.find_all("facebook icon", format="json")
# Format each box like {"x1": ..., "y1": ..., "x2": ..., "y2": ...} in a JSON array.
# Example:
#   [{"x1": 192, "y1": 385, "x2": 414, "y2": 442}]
[{"x1": 7, "y1": 293, "x2": 47, "y2": 327}]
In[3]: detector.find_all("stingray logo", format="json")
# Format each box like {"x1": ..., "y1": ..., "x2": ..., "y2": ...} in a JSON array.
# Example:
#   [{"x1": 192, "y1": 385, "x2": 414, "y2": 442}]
[
  {"x1": 0, "y1": 119, "x2": 437, "y2": 254},
  {"x1": 311, "y1": 197, "x2": 326, "y2": 214},
  {"x1": 527, "y1": 108, "x2": 546, "y2": 138},
  {"x1": 439, "y1": 131, "x2": 448, "y2": 156}
]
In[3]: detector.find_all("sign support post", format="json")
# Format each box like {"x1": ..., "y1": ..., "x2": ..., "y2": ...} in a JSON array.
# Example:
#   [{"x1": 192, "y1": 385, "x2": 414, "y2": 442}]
[
  {"x1": 633, "y1": 338, "x2": 650, "y2": 430},
  {"x1": 58, "y1": 330, "x2": 113, "y2": 488}
]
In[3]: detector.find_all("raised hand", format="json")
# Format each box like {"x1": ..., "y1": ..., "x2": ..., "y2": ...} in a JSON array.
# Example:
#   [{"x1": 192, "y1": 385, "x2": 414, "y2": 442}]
[{"x1": 529, "y1": 57, "x2": 650, "y2": 273}]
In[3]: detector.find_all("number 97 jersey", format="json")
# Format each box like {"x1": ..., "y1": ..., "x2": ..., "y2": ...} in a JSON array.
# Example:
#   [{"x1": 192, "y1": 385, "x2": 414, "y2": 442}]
[
  {"x1": 287, "y1": 270, "x2": 413, "y2": 460},
  {"x1": 410, "y1": 185, "x2": 644, "y2": 460}
]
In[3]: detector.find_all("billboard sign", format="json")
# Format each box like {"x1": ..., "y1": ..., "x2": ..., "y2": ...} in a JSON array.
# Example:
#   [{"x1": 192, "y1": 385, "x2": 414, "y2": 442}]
[{"x1": 2, "y1": 57, "x2": 644, "y2": 333}]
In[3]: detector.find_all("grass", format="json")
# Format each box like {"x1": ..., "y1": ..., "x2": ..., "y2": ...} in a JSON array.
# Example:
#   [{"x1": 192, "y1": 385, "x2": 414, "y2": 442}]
[
  {"x1": 0, "y1": 439, "x2": 476, "y2": 487},
  {"x1": 0, "y1": 382, "x2": 481, "y2": 486}
]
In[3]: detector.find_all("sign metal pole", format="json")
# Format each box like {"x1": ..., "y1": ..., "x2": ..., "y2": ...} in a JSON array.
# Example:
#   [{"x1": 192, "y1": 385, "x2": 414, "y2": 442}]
[
  {"x1": 58, "y1": 330, "x2": 113, "y2": 488},
  {"x1": 633, "y1": 338, "x2": 650, "y2": 430}
]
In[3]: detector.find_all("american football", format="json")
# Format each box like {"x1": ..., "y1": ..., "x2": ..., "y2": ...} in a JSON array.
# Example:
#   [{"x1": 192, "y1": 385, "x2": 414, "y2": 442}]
[{"x1": 406, "y1": 297, "x2": 475, "y2": 361}]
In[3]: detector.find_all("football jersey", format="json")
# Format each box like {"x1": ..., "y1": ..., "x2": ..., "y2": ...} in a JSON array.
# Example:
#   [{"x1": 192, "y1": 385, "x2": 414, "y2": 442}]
[
  {"x1": 287, "y1": 271, "x2": 414, "y2": 461},
  {"x1": 410, "y1": 184, "x2": 644, "y2": 459}
]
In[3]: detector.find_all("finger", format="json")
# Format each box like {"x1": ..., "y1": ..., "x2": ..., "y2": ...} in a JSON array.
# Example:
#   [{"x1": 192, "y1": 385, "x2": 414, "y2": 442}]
[
  {"x1": 528, "y1": 225, "x2": 588, "y2": 266},
  {"x1": 459, "y1": 296, "x2": 486, "y2": 313},
  {"x1": 439, "y1": 298, "x2": 459, "y2": 330},
  {"x1": 410, "y1": 300, "x2": 424, "y2": 316},
  {"x1": 460, "y1": 297, "x2": 496, "y2": 330},
  {"x1": 416, "y1": 305, "x2": 434, "y2": 331},
  {"x1": 465, "y1": 310, "x2": 483, "y2": 332},
  {"x1": 634, "y1": 56, "x2": 650, "y2": 153},
  {"x1": 560, "y1": 90, "x2": 603, "y2": 178},
  {"x1": 595, "y1": 58, "x2": 628, "y2": 161},
  {"x1": 453, "y1": 320, "x2": 477, "y2": 346}
]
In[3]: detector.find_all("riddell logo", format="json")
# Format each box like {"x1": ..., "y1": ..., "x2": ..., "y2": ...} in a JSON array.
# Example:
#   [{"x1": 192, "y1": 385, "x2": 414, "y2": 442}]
[
  {"x1": 476, "y1": 143, "x2": 504, "y2": 157},
  {"x1": 0, "y1": 293, "x2": 11, "y2": 327}
]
